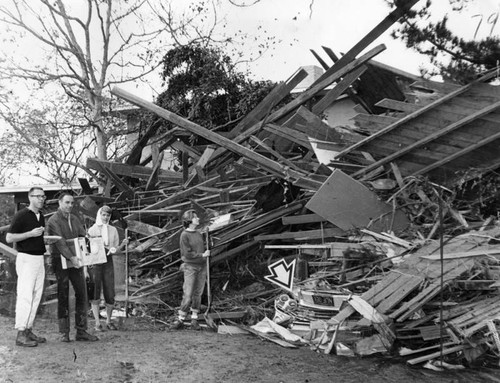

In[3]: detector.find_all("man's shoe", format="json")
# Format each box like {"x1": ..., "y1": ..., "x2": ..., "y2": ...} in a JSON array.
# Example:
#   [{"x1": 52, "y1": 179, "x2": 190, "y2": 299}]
[
  {"x1": 59, "y1": 332, "x2": 71, "y2": 342},
  {"x1": 16, "y1": 330, "x2": 38, "y2": 347},
  {"x1": 26, "y1": 328, "x2": 46, "y2": 343},
  {"x1": 170, "y1": 319, "x2": 184, "y2": 330},
  {"x1": 191, "y1": 319, "x2": 201, "y2": 331},
  {"x1": 75, "y1": 330, "x2": 99, "y2": 341},
  {"x1": 106, "y1": 322, "x2": 118, "y2": 331}
]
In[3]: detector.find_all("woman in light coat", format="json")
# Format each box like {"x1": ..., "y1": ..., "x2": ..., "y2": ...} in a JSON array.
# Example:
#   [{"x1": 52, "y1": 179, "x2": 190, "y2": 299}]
[{"x1": 87, "y1": 205, "x2": 125, "y2": 331}]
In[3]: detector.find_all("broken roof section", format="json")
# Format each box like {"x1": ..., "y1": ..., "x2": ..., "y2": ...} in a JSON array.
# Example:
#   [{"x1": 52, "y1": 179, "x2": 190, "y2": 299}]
[{"x1": 334, "y1": 69, "x2": 500, "y2": 186}]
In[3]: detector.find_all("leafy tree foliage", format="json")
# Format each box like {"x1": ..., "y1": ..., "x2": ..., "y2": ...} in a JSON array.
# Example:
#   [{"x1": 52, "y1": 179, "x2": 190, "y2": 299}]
[
  {"x1": 390, "y1": 0, "x2": 500, "y2": 83},
  {"x1": 156, "y1": 44, "x2": 276, "y2": 132}
]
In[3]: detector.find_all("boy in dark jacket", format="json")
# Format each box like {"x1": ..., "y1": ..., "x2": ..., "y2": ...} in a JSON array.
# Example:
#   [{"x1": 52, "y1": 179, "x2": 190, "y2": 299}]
[{"x1": 171, "y1": 210, "x2": 210, "y2": 330}]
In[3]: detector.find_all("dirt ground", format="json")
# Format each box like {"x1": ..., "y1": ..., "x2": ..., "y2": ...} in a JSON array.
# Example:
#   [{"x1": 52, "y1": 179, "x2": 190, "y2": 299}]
[{"x1": 2, "y1": 315, "x2": 500, "y2": 383}]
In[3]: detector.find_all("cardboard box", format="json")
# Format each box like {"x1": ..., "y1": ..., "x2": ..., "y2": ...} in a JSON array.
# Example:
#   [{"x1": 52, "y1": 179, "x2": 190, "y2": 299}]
[{"x1": 61, "y1": 237, "x2": 107, "y2": 269}]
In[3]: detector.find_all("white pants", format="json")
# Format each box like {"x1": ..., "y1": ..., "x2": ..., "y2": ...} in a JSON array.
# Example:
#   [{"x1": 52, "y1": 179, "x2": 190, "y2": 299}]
[{"x1": 15, "y1": 252, "x2": 45, "y2": 331}]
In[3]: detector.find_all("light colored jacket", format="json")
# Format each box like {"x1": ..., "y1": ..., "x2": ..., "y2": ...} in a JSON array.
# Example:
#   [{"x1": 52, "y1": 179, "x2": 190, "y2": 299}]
[{"x1": 88, "y1": 223, "x2": 119, "y2": 251}]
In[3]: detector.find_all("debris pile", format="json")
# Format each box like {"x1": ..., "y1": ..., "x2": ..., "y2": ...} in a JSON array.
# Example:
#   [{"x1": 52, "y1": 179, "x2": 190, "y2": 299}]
[{"x1": 2, "y1": 0, "x2": 500, "y2": 370}]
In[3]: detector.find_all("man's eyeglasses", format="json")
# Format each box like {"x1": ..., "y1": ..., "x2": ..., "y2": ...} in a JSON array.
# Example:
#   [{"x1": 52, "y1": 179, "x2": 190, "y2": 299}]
[{"x1": 30, "y1": 194, "x2": 46, "y2": 200}]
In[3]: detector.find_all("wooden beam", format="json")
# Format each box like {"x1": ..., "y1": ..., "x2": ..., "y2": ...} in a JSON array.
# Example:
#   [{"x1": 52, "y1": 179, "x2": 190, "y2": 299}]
[
  {"x1": 375, "y1": 98, "x2": 420, "y2": 113},
  {"x1": 282, "y1": 214, "x2": 325, "y2": 225},
  {"x1": 91, "y1": 161, "x2": 135, "y2": 200},
  {"x1": 320, "y1": 46, "x2": 371, "y2": 113},
  {"x1": 255, "y1": 227, "x2": 345, "y2": 241},
  {"x1": 310, "y1": 0, "x2": 419, "y2": 88},
  {"x1": 248, "y1": 135, "x2": 305, "y2": 173},
  {"x1": 111, "y1": 87, "x2": 322, "y2": 191},
  {"x1": 87, "y1": 157, "x2": 182, "y2": 183},
  {"x1": 125, "y1": 175, "x2": 221, "y2": 221},
  {"x1": 216, "y1": 201, "x2": 304, "y2": 246},
  {"x1": 312, "y1": 66, "x2": 367, "y2": 114},
  {"x1": 262, "y1": 123, "x2": 312, "y2": 150},
  {"x1": 170, "y1": 140, "x2": 201, "y2": 161},
  {"x1": 284, "y1": 106, "x2": 340, "y2": 142},
  {"x1": 0, "y1": 242, "x2": 17, "y2": 261}
]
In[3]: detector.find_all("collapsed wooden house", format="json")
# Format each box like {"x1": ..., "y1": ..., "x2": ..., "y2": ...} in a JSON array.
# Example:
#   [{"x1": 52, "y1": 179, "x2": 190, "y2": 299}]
[{"x1": 2, "y1": 0, "x2": 500, "y2": 369}]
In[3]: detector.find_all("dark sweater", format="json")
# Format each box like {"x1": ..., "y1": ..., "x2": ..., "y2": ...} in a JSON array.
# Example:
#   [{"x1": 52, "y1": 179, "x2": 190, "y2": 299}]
[
  {"x1": 179, "y1": 229, "x2": 206, "y2": 265},
  {"x1": 47, "y1": 209, "x2": 86, "y2": 260},
  {"x1": 8, "y1": 208, "x2": 46, "y2": 255}
]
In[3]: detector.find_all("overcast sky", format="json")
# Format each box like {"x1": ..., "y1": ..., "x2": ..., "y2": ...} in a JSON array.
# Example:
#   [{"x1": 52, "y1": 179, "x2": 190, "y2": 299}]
[{"x1": 219, "y1": 0, "x2": 500, "y2": 82}]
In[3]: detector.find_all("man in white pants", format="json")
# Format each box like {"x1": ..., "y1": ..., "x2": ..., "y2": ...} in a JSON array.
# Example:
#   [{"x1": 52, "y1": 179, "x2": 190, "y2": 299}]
[{"x1": 6, "y1": 187, "x2": 47, "y2": 347}]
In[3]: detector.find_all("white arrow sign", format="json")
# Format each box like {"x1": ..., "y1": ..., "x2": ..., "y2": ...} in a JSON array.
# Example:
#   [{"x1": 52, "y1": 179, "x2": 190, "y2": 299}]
[{"x1": 264, "y1": 258, "x2": 296, "y2": 292}]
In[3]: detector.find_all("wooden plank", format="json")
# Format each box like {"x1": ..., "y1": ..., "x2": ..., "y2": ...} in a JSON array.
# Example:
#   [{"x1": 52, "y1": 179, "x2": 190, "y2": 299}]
[
  {"x1": 461, "y1": 307, "x2": 500, "y2": 338},
  {"x1": 0, "y1": 242, "x2": 17, "y2": 261},
  {"x1": 328, "y1": 271, "x2": 402, "y2": 325},
  {"x1": 348, "y1": 296, "x2": 395, "y2": 349},
  {"x1": 211, "y1": 241, "x2": 258, "y2": 264},
  {"x1": 254, "y1": 228, "x2": 345, "y2": 241},
  {"x1": 183, "y1": 145, "x2": 217, "y2": 187},
  {"x1": 410, "y1": 79, "x2": 461, "y2": 94},
  {"x1": 354, "y1": 99, "x2": 500, "y2": 178},
  {"x1": 448, "y1": 297, "x2": 500, "y2": 327},
  {"x1": 312, "y1": 66, "x2": 368, "y2": 114},
  {"x1": 262, "y1": 123, "x2": 313, "y2": 150},
  {"x1": 170, "y1": 140, "x2": 201, "y2": 161},
  {"x1": 375, "y1": 98, "x2": 420, "y2": 113},
  {"x1": 366, "y1": 273, "x2": 408, "y2": 306},
  {"x1": 92, "y1": 161, "x2": 136, "y2": 200},
  {"x1": 457, "y1": 305, "x2": 500, "y2": 332},
  {"x1": 353, "y1": 113, "x2": 488, "y2": 146},
  {"x1": 336, "y1": 69, "x2": 498, "y2": 160},
  {"x1": 229, "y1": 322, "x2": 298, "y2": 349},
  {"x1": 206, "y1": 311, "x2": 247, "y2": 321},
  {"x1": 216, "y1": 201, "x2": 304, "y2": 246},
  {"x1": 319, "y1": 46, "x2": 372, "y2": 113},
  {"x1": 126, "y1": 220, "x2": 166, "y2": 237},
  {"x1": 282, "y1": 214, "x2": 325, "y2": 225},
  {"x1": 310, "y1": 0, "x2": 418, "y2": 88},
  {"x1": 145, "y1": 149, "x2": 163, "y2": 191},
  {"x1": 87, "y1": 157, "x2": 182, "y2": 182},
  {"x1": 111, "y1": 87, "x2": 323, "y2": 191},
  {"x1": 419, "y1": 248, "x2": 500, "y2": 260},
  {"x1": 306, "y1": 169, "x2": 409, "y2": 233},
  {"x1": 125, "y1": 175, "x2": 221, "y2": 221},
  {"x1": 249, "y1": 135, "x2": 305, "y2": 173},
  {"x1": 367, "y1": 59, "x2": 420, "y2": 82},
  {"x1": 406, "y1": 344, "x2": 470, "y2": 365},
  {"x1": 390, "y1": 260, "x2": 474, "y2": 322},
  {"x1": 292, "y1": 106, "x2": 346, "y2": 142},
  {"x1": 376, "y1": 275, "x2": 423, "y2": 314},
  {"x1": 412, "y1": 130, "x2": 500, "y2": 177}
]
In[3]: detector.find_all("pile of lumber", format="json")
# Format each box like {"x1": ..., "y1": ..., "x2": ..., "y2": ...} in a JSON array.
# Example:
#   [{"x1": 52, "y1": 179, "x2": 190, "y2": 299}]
[
  {"x1": 80, "y1": 0, "x2": 500, "y2": 367},
  {"x1": 2, "y1": 0, "x2": 500, "y2": 369}
]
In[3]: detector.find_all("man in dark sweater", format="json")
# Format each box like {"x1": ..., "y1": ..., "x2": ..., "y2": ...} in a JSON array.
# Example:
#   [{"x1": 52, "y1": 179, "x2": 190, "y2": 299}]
[
  {"x1": 171, "y1": 210, "x2": 210, "y2": 330},
  {"x1": 6, "y1": 187, "x2": 48, "y2": 347},
  {"x1": 47, "y1": 193, "x2": 98, "y2": 342}
]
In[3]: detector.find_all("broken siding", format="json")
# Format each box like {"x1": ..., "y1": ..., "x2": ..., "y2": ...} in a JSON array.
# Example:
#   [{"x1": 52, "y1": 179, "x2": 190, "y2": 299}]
[{"x1": 335, "y1": 72, "x2": 500, "y2": 185}]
